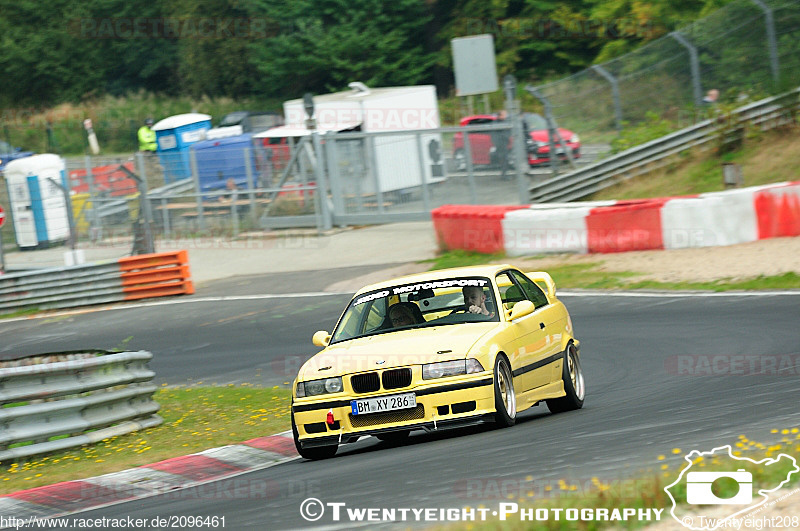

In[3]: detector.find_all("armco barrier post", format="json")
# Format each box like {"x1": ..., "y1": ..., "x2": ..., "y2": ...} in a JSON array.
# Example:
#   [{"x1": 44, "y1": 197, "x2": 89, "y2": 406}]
[
  {"x1": 84, "y1": 155, "x2": 101, "y2": 236},
  {"x1": 46, "y1": 177, "x2": 77, "y2": 251}
]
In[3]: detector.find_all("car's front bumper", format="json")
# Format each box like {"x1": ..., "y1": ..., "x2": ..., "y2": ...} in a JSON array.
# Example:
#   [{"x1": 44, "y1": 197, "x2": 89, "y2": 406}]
[
  {"x1": 529, "y1": 145, "x2": 580, "y2": 165},
  {"x1": 292, "y1": 375, "x2": 495, "y2": 449}
]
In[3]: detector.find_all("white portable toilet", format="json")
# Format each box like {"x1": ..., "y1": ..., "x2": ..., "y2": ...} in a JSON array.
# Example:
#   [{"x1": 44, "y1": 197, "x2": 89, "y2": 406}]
[{"x1": 4, "y1": 154, "x2": 70, "y2": 249}]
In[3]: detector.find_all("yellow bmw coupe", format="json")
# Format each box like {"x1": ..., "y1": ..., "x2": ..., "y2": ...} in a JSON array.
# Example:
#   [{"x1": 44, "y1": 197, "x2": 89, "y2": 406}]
[{"x1": 291, "y1": 265, "x2": 584, "y2": 460}]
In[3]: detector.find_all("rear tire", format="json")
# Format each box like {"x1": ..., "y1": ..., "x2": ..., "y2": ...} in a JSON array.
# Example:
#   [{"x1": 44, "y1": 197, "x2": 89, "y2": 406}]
[
  {"x1": 292, "y1": 413, "x2": 338, "y2": 460},
  {"x1": 546, "y1": 343, "x2": 585, "y2": 413},
  {"x1": 493, "y1": 355, "x2": 516, "y2": 427}
]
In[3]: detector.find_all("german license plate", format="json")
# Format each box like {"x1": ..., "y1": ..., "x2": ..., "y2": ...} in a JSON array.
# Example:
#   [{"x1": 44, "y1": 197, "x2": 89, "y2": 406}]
[{"x1": 350, "y1": 393, "x2": 416, "y2": 416}]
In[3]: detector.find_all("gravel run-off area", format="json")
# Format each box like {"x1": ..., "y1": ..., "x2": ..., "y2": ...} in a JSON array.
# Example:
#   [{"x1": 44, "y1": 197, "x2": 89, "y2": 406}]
[{"x1": 506, "y1": 236, "x2": 800, "y2": 284}]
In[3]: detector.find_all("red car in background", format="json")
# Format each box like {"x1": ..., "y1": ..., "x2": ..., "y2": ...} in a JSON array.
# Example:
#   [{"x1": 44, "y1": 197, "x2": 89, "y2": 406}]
[{"x1": 452, "y1": 113, "x2": 580, "y2": 170}]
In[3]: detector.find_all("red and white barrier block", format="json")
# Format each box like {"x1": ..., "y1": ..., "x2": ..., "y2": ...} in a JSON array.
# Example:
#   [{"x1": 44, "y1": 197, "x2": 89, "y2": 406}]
[{"x1": 431, "y1": 180, "x2": 800, "y2": 255}]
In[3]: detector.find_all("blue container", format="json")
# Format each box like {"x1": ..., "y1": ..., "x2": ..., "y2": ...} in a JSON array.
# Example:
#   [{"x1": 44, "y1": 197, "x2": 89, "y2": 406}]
[
  {"x1": 153, "y1": 113, "x2": 212, "y2": 183},
  {"x1": 191, "y1": 133, "x2": 262, "y2": 193}
]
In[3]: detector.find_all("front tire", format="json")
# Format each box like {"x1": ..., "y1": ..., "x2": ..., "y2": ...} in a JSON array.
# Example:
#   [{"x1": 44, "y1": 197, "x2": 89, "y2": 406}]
[
  {"x1": 546, "y1": 343, "x2": 585, "y2": 413},
  {"x1": 493, "y1": 355, "x2": 516, "y2": 427},
  {"x1": 292, "y1": 413, "x2": 338, "y2": 460}
]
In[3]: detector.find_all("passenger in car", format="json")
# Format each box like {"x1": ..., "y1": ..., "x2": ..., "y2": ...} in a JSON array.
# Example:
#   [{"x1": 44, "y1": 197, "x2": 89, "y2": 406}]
[
  {"x1": 462, "y1": 286, "x2": 494, "y2": 317},
  {"x1": 389, "y1": 303, "x2": 423, "y2": 327}
]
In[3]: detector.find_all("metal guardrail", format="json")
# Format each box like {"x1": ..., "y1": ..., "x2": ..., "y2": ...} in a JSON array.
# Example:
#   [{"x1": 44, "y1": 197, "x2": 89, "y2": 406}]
[
  {"x1": 530, "y1": 88, "x2": 800, "y2": 203},
  {"x1": 0, "y1": 350, "x2": 162, "y2": 462},
  {"x1": 0, "y1": 250, "x2": 194, "y2": 313}
]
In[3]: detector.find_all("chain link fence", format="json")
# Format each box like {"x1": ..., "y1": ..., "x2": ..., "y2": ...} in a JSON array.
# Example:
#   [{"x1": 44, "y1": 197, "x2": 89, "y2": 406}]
[
  {"x1": 531, "y1": 0, "x2": 800, "y2": 143},
  {"x1": 1, "y1": 122, "x2": 533, "y2": 258}
]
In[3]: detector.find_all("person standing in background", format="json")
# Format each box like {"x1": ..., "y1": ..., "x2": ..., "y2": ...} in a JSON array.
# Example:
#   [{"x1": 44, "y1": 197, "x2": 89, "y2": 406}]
[
  {"x1": 137, "y1": 117, "x2": 163, "y2": 187},
  {"x1": 138, "y1": 118, "x2": 157, "y2": 153}
]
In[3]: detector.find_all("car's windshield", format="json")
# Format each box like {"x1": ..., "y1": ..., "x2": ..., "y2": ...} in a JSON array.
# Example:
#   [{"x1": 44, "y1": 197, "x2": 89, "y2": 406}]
[
  {"x1": 522, "y1": 113, "x2": 547, "y2": 131},
  {"x1": 330, "y1": 277, "x2": 499, "y2": 343},
  {"x1": 219, "y1": 112, "x2": 248, "y2": 127}
]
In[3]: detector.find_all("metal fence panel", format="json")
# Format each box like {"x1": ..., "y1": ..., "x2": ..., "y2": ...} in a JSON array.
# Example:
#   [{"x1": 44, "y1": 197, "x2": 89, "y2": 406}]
[
  {"x1": 531, "y1": 0, "x2": 800, "y2": 143},
  {"x1": 0, "y1": 350, "x2": 161, "y2": 462}
]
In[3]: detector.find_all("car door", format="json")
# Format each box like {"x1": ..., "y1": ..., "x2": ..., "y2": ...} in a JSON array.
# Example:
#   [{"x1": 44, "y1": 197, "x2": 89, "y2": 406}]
[
  {"x1": 496, "y1": 271, "x2": 550, "y2": 395},
  {"x1": 509, "y1": 270, "x2": 565, "y2": 387}
]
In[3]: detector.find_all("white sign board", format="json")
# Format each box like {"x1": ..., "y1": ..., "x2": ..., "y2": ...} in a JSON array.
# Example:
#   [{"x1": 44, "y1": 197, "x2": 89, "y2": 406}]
[
  {"x1": 451, "y1": 34, "x2": 499, "y2": 96},
  {"x1": 158, "y1": 135, "x2": 177, "y2": 150}
]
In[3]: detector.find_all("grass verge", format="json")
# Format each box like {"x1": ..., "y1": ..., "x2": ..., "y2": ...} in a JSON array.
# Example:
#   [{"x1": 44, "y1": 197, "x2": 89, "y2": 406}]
[
  {"x1": 0, "y1": 308, "x2": 42, "y2": 320},
  {"x1": 0, "y1": 385, "x2": 292, "y2": 494},
  {"x1": 438, "y1": 430, "x2": 800, "y2": 530},
  {"x1": 591, "y1": 127, "x2": 800, "y2": 201},
  {"x1": 424, "y1": 252, "x2": 800, "y2": 291}
]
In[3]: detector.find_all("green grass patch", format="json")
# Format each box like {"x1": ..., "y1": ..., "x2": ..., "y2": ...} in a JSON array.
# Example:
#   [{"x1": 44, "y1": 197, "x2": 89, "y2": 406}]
[
  {"x1": 0, "y1": 308, "x2": 42, "y2": 320},
  {"x1": 0, "y1": 385, "x2": 291, "y2": 494},
  {"x1": 422, "y1": 250, "x2": 506, "y2": 271},
  {"x1": 622, "y1": 272, "x2": 800, "y2": 292},
  {"x1": 424, "y1": 252, "x2": 800, "y2": 292},
  {"x1": 541, "y1": 263, "x2": 640, "y2": 290},
  {"x1": 592, "y1": 126, "x2": 800, "y2": 201}
]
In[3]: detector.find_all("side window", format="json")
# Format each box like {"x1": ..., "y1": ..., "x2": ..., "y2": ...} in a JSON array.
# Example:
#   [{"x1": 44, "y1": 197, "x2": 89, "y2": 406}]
[
  {"x1": 496, "y1": 272, "x2": 525, "y2": 311},
  {"x1": 510, "y1": 271, "x2": 549, "y2": 309},
  {"x1": 363, "y1": 298, "x2": 387, "y2": 332}
]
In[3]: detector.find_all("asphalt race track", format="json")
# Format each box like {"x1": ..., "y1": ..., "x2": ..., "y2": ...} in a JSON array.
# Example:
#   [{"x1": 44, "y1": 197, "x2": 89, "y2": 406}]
[{"x1": 2, "y1": 279, "x2": 798, "y2": 529}]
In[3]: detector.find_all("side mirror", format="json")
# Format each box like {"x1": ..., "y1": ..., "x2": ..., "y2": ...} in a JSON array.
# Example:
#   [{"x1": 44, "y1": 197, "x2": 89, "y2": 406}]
[
  {"x1": 312, "y1": 330, "x2": 331, "y2": 347},
  {"x1": 508, "y1": 300, "x2": 535, "y2": 321}
]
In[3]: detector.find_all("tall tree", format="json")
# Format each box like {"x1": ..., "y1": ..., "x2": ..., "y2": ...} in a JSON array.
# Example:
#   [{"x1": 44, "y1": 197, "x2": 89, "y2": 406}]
[
  {"x1": 436, "y1": 0, "x2": 605, "y2": 85},
  {"x1": 168, "y1": 0, "x2": 257, "y2": 98},
  {"x1": 246, "y1": 0, "x2": 435, "y2": 98}
]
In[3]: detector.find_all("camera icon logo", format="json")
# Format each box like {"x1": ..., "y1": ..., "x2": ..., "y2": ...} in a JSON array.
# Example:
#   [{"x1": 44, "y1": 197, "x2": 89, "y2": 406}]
[{"x1": 686, "y1": 469, "x2": 752, "y2": 505}]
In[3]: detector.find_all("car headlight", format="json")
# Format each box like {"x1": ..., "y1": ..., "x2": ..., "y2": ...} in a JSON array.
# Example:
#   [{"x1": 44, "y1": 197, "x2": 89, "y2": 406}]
[
  {"x1": 422, "y1": 359, "x2": 484, "y2": 380},
  {"x1": 570, "y1": 134, "x2": 580, "y2": 144},
  {"x1": 296, "y1": 377, "x2": 343, "y2": 397}
]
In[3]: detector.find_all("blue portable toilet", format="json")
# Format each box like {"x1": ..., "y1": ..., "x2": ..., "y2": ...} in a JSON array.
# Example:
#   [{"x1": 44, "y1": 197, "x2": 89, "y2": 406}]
[
  {"x1": 191, "y1": 133, "x2": 264, "y2": 193},
  {"x1": 4, "y1": 154, "x2": 70, "y2": 249},
  {"x1": 152, "y1": 113, "x2": 212, "y2": 183}
]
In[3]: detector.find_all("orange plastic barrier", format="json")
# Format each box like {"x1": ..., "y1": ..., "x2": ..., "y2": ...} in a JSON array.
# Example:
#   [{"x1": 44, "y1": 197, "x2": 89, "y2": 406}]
[
  {"x1": 69, "y1": 162, "x2": 138, "y2": 197},
  {"x1": 754, "y1": 181, "x2": 800, "y2": 239},
  {"x1": 432, "y1": 205, "x2": 528, "y2": 254},
  {"x1": 586, "y1": 199, "x2": 670, "y2": 253},
  {"x1": 117, "y1": 250, "x2": 194, "y2": 301}
]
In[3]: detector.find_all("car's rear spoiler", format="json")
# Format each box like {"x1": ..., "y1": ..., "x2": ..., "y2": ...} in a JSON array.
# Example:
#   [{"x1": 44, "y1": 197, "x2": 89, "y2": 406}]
[{"x1": 525, "y1": 271, "x2": 556, "y2": 300}]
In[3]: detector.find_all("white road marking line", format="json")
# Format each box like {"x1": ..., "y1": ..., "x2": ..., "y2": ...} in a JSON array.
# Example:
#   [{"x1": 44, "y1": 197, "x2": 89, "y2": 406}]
[{"x1": 2, "y1": 289, "x2": 798, "y2": 324}]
